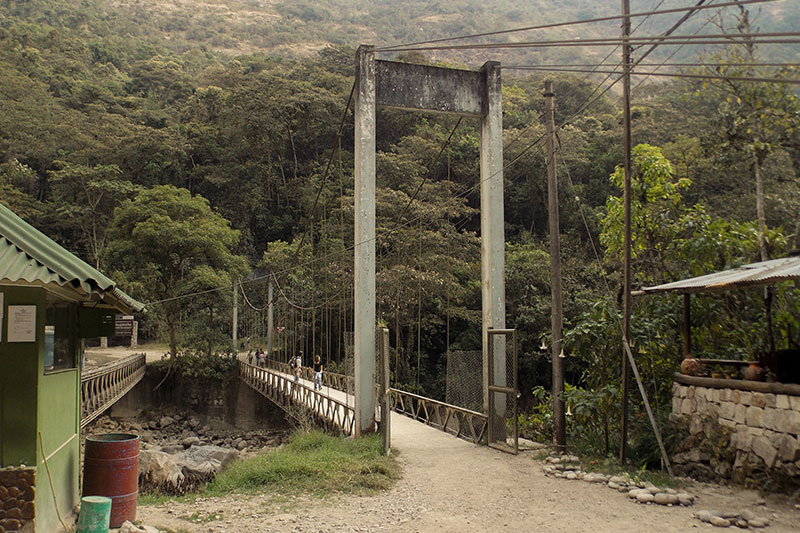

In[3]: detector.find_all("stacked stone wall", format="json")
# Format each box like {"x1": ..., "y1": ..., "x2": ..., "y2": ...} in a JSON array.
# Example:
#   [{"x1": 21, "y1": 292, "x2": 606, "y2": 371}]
[
  {"x1": 0, "y1": 466, "x2": 35, "y2": 532},
  {"x1": 670, "y1": 382, "x2": 800, "y2": 491}
]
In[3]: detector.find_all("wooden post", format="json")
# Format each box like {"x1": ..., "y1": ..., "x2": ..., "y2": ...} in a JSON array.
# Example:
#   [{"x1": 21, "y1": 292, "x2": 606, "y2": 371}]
[
  {"x1": 544, "y1": 81, "x2": 566, "y2": 452},
  {"x1": 267, "y1": 277, "x2": 274, "y2": 357},
  {"x1": 232, "y1": 278, "x2": 238, "y2": 353},
  {"x1": 683, "y1": 294, "x2": 691, "y2": 357},
  {"x1": 620, "y1": 0, "x2": 633, "y2": 464}
]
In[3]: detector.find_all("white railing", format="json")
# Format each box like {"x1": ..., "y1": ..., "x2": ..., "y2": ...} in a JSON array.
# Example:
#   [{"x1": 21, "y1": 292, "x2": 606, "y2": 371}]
[
  {"x1": 81, "y1": 353, "x2": 146, "y2": 429},
  {"x1": 239, "y1": 361, "x2": 355, "y2": 435}
]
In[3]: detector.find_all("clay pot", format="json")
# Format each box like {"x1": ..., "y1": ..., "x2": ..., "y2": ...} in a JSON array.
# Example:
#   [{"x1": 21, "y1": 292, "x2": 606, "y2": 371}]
[
  {"x1": 680, "y1": 357, "x2": 702, "y2": 376},
  {"x1": 743, "y1": 362, "x2": 764, "y2": 381}
]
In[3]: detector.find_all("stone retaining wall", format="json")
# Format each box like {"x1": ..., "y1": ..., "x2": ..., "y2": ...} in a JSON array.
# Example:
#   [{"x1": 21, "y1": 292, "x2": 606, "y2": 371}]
[
  {"x1": 0, "y1": 466, "x2": 35, "y2": 532},
  {"x1": 670, "y1": 381, "x2": 800, "y2": 491}
]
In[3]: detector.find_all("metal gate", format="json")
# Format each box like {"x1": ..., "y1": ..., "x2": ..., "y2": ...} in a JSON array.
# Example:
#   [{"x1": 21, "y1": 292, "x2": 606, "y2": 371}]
[{"x1": 487, "y1": 328, "x2": 518, "y2": 454}]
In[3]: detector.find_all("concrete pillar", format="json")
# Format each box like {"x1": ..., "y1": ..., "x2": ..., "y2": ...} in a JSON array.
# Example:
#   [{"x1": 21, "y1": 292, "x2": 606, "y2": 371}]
[
  {"x1": 100, "y1": 336, "x2": 108, "y2": 349},
  {"x1": 479, "y1": 61, "x2": 506, "y2": 415},
  {"x1": 354, "y1": 45, "x2": 377, "y2": 436},
  {"x1": 131, "y1": 321, "x2": 138, "y2": 347}
]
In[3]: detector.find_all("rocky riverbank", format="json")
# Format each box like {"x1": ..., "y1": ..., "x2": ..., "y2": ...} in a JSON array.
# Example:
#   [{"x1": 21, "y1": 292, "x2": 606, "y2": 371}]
[{"x1": 84, "y1": 409, "x2": 290, "y2": 494}]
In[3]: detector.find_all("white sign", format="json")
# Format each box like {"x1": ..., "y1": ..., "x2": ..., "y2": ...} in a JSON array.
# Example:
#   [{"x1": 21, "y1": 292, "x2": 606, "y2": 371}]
[{"x1": 7, "y1": 305, "x2": 36, "y2": 342}]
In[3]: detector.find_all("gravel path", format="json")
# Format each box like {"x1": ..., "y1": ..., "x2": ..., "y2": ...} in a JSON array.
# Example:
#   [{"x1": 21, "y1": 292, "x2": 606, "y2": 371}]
[{"x1": 137, "y1": 412, "x2": 800, "y2": 532}]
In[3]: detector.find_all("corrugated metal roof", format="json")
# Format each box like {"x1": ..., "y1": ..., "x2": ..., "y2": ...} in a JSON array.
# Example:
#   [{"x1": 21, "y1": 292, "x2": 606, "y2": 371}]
[
  {"x1": 638, "y1": 256, "x2": 800, "y2": 295},
  {"x1": 0, "y1": 203, "x2": 144, "y2": 312}
]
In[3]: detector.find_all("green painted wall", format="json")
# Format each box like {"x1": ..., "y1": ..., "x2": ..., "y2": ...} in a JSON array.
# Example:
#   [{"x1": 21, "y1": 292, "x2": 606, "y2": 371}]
[
  {"x1": 0, "y1": 286, "x2": 44, "y2": 467},
  {"x1": 37, "y1": 368, "x2": 80, "y2": 533},
  {"x1": 1, "y1": 287, "x2": 81, "y2": 532}
]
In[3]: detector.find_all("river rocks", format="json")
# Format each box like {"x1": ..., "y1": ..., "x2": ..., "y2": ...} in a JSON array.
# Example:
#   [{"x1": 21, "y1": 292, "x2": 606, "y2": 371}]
[
  {"x1": 653, "y1": 493, "x2": 679, "y2": 505},
  {"x1": 710, "y1": 516, "x2": 731, "y2": 527},
  {"x1": 693, "y1": 509, "x2": 770, "y2": 529},
  {"x1": 541, "y1": 453, "x2": 695, "y2": 508},
  {"x1": 139, "y1": 444, "x2": 241, "y2": 494},
  {"x1": 0, "y1": 466, "x2": 36, "y2": 531},
  {"x1": 114, "y1": 520, "x2": 160, "y2": 533}
]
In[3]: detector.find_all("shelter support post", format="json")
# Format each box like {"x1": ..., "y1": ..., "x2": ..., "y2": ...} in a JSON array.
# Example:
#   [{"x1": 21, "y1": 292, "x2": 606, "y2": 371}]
[{"x1": 683, "y1": 293, "x2": 691, "y2": 357}]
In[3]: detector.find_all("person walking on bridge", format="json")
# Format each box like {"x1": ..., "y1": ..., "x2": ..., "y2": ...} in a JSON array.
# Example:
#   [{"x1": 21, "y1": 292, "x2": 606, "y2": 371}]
[
  {"x1": 294, "y1": 350, "x2": 303, "y2": 382},
  {"x1": 313, "y1": 355, "x2": 323, "y2": 391}
]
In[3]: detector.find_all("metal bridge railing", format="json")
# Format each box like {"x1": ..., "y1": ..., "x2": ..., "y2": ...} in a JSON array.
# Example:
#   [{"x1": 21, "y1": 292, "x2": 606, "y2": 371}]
[
  {"x1": 81, "y1": 353, "x2": 146, "y2": 429},
  {"x1": 389, "y1": 388, "x2": 487, "y2": 445},
  {"x1": 242, "y1": 356, "x2": 486, "y2": 444},
  {"x1": 239, "y1": 360, "x2": 355, "y2": 436}
]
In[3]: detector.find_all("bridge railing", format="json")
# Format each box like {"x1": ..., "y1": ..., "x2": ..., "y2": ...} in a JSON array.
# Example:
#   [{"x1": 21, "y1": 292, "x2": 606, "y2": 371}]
[
  {"x1": 81, "y1": 353, "x2": 146, "y2": 429},
  {"x1": 389, "y1": 388, "x2": 487, "y2": 445},
  {"x1": 242, "y1": 356, "x2": 485, "y2": 444},
  {"x1": 264, "y1": 359, "x2": 355, "y2": 394},
  {"x1": 239, "y1": 360, "x2": 355, "y2": 436}
]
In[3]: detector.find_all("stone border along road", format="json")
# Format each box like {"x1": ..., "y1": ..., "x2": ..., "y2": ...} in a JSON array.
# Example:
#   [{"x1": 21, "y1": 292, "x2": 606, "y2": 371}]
[{"x1": 135, "y1": 409, "x2": 800, "y2": 533}]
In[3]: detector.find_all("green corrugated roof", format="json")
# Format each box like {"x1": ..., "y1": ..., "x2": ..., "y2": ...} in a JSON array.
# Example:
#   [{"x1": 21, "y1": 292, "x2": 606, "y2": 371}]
[{"x1": 0, "y1": 203, "x2": 144, "y2": 313}]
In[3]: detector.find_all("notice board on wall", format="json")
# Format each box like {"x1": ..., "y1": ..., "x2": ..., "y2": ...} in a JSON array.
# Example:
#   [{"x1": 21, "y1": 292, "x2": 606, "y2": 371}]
[{"x1": 7, "y1": 305, "x2": 36, "y2": 342}]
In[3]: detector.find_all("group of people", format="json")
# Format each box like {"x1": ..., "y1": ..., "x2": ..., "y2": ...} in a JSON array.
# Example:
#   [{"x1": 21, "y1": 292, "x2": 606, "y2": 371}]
[
  {"x1": 247, "y1": 348, "x2": 267, "y2": 367},
  {"x1": 249, "y1": 347, "x2": 323, "y2": 391},
  {"x1": 291, "y1": 350, "x2": 324, "y2": 391}
]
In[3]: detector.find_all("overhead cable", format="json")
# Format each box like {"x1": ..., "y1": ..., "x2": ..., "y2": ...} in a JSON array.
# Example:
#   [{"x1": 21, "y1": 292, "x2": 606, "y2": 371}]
[{"x1": 375, "y1": 0, "x2": 775, "y2": 51}]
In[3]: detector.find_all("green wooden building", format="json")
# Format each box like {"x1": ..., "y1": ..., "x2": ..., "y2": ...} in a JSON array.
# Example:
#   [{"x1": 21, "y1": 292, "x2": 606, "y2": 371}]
[{"x1": 0, "y1": 203, "x2": 143, "y2": 532}]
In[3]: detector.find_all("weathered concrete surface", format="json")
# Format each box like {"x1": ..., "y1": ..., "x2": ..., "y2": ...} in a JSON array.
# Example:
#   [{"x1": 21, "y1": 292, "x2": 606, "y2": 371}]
[{"x1": 375, "y1": 60, "x2": 485, "y2": 116}]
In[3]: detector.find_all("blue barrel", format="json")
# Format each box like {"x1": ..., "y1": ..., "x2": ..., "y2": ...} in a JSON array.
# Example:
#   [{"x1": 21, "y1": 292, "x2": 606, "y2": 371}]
[{"x1": 82, "y1": 433, "x2": 139, "y2": 528}]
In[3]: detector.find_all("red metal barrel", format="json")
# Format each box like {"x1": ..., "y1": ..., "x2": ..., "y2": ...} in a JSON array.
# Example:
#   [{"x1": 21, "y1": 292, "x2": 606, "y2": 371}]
[{"x1": 82, "y1": 433, "x2": 139, "y2": 528}]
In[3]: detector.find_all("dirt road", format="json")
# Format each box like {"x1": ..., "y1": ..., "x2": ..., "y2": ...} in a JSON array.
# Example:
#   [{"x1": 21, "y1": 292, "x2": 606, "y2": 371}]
[{"x1": 137, "y1": 412, "x2": 799, "y2": 532}]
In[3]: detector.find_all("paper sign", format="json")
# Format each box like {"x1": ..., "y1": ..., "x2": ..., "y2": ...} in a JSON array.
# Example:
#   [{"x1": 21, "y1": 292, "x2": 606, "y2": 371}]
[{"x1": 7, "y1": 305, "x2": 36, "y2": 342}]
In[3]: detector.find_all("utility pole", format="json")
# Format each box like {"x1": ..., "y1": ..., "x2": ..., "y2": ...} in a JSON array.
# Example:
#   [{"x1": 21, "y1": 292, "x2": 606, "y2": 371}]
[
  {"x1": 619, "y1": 0, "x2": 633, "y2": 464},
  {"x1": 544, "y1": 80, "x2": 565, "y2": 452},
  {"x1": 267, "y1": 276, "x2": 274, "y2": 357},
  {"x1": 232, "y1": 279, "x2": 238, "y2": 353}
]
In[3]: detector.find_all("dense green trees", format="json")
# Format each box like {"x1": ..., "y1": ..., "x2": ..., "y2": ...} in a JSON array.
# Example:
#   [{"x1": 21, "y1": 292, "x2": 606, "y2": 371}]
[
  {"x1": 104, "y1": 186, "x2": 249, "y2": 355},
  {"x1": 1, "y1": 0, "x2": 798, "y2": 467}
]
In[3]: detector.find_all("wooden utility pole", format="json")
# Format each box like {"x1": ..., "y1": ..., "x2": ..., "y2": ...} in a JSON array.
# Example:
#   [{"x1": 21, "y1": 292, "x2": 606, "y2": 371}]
[
  {"x1": 619, "y1": 0, "x2": 633, "y2": 464},
  {"x1": 544, "y1": 81, "x2": 566, "y2": 452},
  {"x1": 232, "y1": 279, "x2": 238, "y2": 353},
  {"x1": 267, "y1": 277, "x2": 274, "y2": 357}
]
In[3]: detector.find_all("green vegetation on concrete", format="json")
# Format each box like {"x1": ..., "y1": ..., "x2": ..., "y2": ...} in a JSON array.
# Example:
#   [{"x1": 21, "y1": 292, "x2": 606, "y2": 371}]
[{"x1": 206, "y1": 431, "x2": 400, "y2": 497}]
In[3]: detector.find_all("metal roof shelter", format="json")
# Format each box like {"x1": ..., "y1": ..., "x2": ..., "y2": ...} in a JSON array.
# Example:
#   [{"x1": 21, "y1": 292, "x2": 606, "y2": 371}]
[
  {"x1": 0, "y1": 202, "x2": 144, "y2": 313},
  {"x1": 635, "y1": 255, "x2": 800, "y2": 361},
  {"x1": 636, "y1": 256, "x2": 800, "y2": 296},
  {"x1": 1, "y1": 202, "x2": 145, "y2": 532}
]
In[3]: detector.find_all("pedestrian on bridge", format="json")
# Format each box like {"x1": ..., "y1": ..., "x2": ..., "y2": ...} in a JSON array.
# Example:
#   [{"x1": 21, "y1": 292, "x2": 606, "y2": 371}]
[
  {"x1": 294, "y1": 350, "x2": 303, "y2": 382},
  {"x1": 313, "y1": 355, "x2": 323, "y2": 391}
]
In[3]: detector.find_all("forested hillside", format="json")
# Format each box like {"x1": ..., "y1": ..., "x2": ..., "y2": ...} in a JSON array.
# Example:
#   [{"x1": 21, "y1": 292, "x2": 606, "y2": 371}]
[{"x1": 1, "y1": 0, "x2": 799, "y2": 463}]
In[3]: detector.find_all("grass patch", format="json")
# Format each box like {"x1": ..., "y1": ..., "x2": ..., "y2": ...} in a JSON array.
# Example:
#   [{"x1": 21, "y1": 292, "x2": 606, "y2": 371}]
[{"x1": 204, "y1": 430, "x2": 399, "y2": 498}]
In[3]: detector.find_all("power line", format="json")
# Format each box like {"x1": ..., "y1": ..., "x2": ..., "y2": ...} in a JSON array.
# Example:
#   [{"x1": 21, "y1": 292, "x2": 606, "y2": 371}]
[
  {"x1": 375, "y1": 0, "x2": 776, "y2": 51},
  {"x1": 502, "y1": 66, "x2": 800, "y2": 84},
  {"x1": 378, "y1": 32, "x2": 800, "y2": 53},
  {"x1": 506, "y1": 62, "x2": 800, "y2": 68}
]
